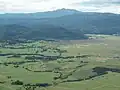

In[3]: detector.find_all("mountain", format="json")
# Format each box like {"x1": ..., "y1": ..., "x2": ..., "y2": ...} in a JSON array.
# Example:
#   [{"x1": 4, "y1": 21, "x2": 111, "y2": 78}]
[
  {"x1": 40, "y1": 12, "x2": 120, "y2": 35},
  {"x1": 0, "y1": 24, "x2": 87, "y2": 40},
  {"x1": 0, "y1": 9, "x2": 120, "y2": 40},
  {"x1": 0, "y1": 8, "x2": 79, "y2": 19}
]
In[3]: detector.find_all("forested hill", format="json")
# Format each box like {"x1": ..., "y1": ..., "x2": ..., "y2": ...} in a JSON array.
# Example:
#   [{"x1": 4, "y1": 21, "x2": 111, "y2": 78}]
[
  {"x1": 0, "y1": 9, "x2": 120, "y2": 40},
  {"x1": 0, "y1": 24, "x2": 87, "y2": 40},
  {"x1": 42, "y1": 13, "x2": 120, "y2": 35}
]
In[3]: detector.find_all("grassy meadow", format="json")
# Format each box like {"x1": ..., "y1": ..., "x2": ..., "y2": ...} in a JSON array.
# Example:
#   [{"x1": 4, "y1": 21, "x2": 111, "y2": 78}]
[{"x1": 0, "y1": 35, "x2": 120, "y2": 90}]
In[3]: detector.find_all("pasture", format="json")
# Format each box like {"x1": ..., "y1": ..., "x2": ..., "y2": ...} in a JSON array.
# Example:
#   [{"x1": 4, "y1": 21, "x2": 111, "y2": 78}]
[{"x1": 0, "y1": 35, "x2": 120, "y2": 90}]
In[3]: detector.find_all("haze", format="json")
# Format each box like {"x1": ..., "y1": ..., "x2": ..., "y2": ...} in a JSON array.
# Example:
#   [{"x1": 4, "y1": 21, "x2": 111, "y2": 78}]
[{"x1": 0, "y1": 0, "x2": 120, "y2": 14}]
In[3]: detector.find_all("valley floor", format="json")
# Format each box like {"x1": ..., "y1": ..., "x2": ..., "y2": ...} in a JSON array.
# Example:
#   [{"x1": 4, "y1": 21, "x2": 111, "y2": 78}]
[{"x1": 0, "y1": 34, "x2": 120, "y2": 90}]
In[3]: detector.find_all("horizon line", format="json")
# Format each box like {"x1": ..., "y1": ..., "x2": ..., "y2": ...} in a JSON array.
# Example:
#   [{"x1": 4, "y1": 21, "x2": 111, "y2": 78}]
[{"x1": 0, "y1": 8, "x2": 120, "y2": 15}]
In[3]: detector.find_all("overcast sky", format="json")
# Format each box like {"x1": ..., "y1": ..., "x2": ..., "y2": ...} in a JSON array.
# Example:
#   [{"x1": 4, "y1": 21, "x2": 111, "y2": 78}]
[{"x1": 0, "y1": 0, "x2": 120, "y2": 14}]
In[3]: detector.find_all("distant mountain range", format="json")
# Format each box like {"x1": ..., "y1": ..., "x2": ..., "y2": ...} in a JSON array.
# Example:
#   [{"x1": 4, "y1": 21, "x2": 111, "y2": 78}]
[
  {"x1": 0, "y1": 8, "x2": 79, "y2": 19},
  {"x1": 0, "y1": 9, "x2": 120, "y2": 40}
]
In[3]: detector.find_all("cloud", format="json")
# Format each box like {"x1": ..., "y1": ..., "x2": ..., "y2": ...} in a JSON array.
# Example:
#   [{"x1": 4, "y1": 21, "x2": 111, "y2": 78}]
[
  {"x1": 0, "y1": 0, "x2": 120, "y2": 14},
  {"x1": 0, "y1": 0, "x2": 73, "y2": 13},
  {"x1": 70, "y1": 0, "x2": 120, "y2": 14},
  {"x1": 77, "y1": 0, "x2": 120, "y2": 6}
]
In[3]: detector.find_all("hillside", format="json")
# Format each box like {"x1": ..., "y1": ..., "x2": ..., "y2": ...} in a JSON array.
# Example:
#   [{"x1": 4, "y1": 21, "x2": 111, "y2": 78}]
[
  {"x1": 0, "y1": 8, "x2": 79, "y2": 20},
  {"x1": 0, "y1": 9, "x2": 120, "y2": 40},
  {"x1": 38, "y1": 13, "x2": 120, "y2": 35},
  {"x1": 0, "y1": 24, "x2": 87, "y2": 40},
  {"x1": 0, "y1": 9, "x2": 120, "y2": 35}
]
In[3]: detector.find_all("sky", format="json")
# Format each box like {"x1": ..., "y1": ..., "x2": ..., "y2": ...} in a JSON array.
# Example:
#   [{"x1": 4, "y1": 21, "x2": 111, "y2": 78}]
[{"x1": 0, "y1": 0, "x2": 120, "y2": 14}]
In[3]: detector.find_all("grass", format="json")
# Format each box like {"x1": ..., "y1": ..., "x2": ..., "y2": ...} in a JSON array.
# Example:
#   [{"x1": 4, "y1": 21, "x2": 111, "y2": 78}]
[
  {"x1": 0, "y1": 34, "x2": 120, "y2": 90},
  {"x1": 48, "y1": 72, "x2": 120, "y2": 90}
]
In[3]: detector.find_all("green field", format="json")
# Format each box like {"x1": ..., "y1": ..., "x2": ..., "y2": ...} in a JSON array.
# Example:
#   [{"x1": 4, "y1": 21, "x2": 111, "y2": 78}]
[{"x1": 0, "y1": 35, "x2": 120, "y2": 90}]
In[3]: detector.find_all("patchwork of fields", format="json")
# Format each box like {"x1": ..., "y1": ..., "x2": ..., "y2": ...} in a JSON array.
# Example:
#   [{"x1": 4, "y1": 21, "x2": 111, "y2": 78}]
[{"x1": 0, "y1": 35, "x2": 120, "y2": 90}]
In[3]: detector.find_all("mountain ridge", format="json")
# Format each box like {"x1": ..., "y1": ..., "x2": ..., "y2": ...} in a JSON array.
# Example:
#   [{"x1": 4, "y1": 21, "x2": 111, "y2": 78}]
[
  {"x1": 0, "y1": 24, "x2": 87, "y2": 40},
  {"x1": 0, "y1": 9, "x2": 120, "y2": 40}
]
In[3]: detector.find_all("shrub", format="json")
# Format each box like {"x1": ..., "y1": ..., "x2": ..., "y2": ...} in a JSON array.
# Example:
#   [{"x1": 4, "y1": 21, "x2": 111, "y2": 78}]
[{"x1": 11, "y1": 80, "x2": 23, "y2": 85}]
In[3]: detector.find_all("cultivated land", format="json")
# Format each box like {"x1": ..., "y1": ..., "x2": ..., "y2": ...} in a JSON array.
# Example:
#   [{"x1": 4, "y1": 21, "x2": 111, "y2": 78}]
[{"x1": 0, "y1": 35, "x2": 120, "y2": 90}]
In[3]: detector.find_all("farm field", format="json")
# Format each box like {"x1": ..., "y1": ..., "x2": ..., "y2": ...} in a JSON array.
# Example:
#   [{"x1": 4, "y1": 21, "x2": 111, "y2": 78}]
[{"x1": 0, "y1": 35, "x2": 120, "y2": 90}]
